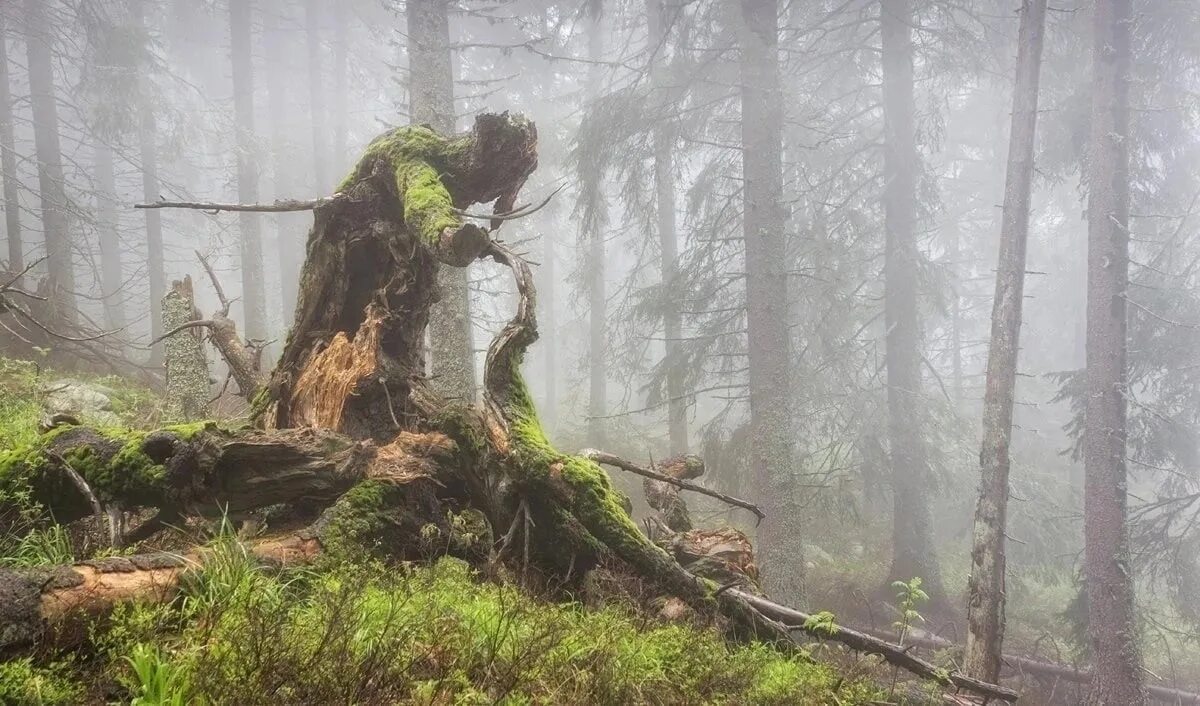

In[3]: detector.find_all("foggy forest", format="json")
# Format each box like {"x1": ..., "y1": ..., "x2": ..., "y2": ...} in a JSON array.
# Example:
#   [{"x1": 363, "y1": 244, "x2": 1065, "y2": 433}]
[{"x1": 0, "y1": 0, "x2": 1195, "y2": 704}]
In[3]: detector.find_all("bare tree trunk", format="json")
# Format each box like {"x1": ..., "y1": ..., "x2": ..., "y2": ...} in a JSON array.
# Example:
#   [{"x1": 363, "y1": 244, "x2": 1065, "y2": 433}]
[
  {"x1": 0, "y1": 14, "x2": 22, "y2": 280},
  {"x1": 880, "y1": 0, "x2": 941, "y2": 595},
  {"x1": 162, "y1": 277, "x2": 210, "y2": 421},
  {"x1": 963, "y1": 0, "x2": 1047, "y2": 682},
  {"x1": 332, "y1": 1, "x2": 349, "y2": 176},
  {"x1": 1083, "y1": 0, "x2": 1145, "y2": 703},
  {"x1": 738, "y1": 0, "x2": 798, "y2": 598},
  {"x1": 539, "y1": 201, "x2": 559, "y2": 432},
  {"x1": 265, "y1": 10, "x2": 300, "y2": 327},
  {"x1": 132, "y1": 0, "x2": 166, "y2": 359},
  {"x1": 230, "y1": 0, "x2": 267, "y2": 342},
  {"x1": 585, "y1": 4, "x2": 608, "y2": 446},
  {"x1": 23, "y1": 0, "x2": 76, "y2": 322},
  {"x1": 94, "y1": 141, "x2": 127, "y2": 333},
  {"x1": 409, "y1": 0, "x2": 476, "y2": 402},
  {"x1": 648, "y1": 0, "x2": 687, "y2": 454},
  {"x1": 305, "y1": 0, "x2": 328, "y2": 191}
]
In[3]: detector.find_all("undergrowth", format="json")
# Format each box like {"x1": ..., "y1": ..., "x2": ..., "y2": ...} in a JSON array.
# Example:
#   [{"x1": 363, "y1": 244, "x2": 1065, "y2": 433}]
[{"x1": 7, "y1": 547, "x2": 883, "y2": 705}]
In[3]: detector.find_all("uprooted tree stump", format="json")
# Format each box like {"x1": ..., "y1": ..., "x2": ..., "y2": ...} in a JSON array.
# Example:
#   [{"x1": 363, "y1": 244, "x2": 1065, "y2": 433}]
[{"x1": 0, "y1": 114, "x2": 1017, "y2": 703}]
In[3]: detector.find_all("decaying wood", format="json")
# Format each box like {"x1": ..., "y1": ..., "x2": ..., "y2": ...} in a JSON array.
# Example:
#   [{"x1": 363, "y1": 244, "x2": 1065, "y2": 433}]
[
  {"x1": 134, "y1": 195, "x2": 342, "y2": 213},
  {"x1": 0, "y1": 533, "x2": 323, "y2": 650},
  {"x1": 581, "y1": 448, "x2": 765, "y2": 521},
  {"x1": 729, "y1": 589, "x2": 1020, "y2": 703}
]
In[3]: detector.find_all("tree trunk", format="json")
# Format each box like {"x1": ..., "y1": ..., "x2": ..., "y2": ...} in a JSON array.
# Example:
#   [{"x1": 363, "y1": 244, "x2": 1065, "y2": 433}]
[
  {"x1": 585, "y1": 4, "x2": 608, "y2": 446},
  {"x1": 332, "y1": 1, "x2": 349, "y2": 177},
  {"x1": 132, "y1": 0, "x2": 166, "y2": 359},
  {"x1": 408, "y1": 0, "x2": 476, "y2": 403},
  {"x1": 230, "y1": 0, "x2": 267, "y2": 343},
  {"x1": 265, "y1": 9, "x2": 301, "y2": 328},
  {"x1": 648, "y1": 0, "x2": 687, "y2": 454},
  {"x1": 162, "y1": 277, "x2": 211, "y2": 421},
  {"x1": 738, "y1": 0, "x2": 798, "y2": 599},
  {"x1": 0, "y1": 13, "x2": 21, "y2": 281},
  {"x1": 94, "y1": 141, "x2": 127, "y2": 333},
  {"x1": 306, "y1": 0, "x2": 328, "y2": 191},
  {"x1": 963, "y1": 0, "x2": 1047, "y2": 683},
  {"x1": 539, "y1": 201, "x2": 559, "y2": 432},
  {"x1": 880, "y1": 0, "x2": 941, "y2": 595},
  {"x1": 1083, "y1": 0, "x2": 1145, "y2": 703},
  {"x1": 23, "y1": 0, "x2": 76, "y2": 323}
]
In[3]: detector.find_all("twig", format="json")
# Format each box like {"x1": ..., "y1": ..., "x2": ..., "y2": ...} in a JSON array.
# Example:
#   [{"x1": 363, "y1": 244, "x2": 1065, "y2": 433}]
[
  {"x1": 195, "y1": 251, "x2": 231, "y2": 315},
  {"x1": 150, "y1": 319, "x2": 216, "y2": 347},
  {"x1": 134, "y1": 194, "x2": 342, "y2": 213},
  {"x1": 579, "y1": 448, "x2": 766, "y2": 521}
]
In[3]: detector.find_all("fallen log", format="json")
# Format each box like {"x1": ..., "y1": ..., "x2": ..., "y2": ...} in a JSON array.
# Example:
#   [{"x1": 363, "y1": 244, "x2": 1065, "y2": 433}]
[
  {"x1": 872, "y1": 625, "x2": 1200, "y2": 705},
  {"x1": 0, "y1": 532, "x2": 322, "y2": 650},
  {"x1": 0, "y1": 423, "x2": 454, "y2": 527},
  {"x1": 728, "y1": 589, "x2": 1020, "y2": 703}
]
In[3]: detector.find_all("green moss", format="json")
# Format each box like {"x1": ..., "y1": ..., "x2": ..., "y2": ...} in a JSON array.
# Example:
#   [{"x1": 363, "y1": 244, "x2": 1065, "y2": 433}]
[
  {"x1": 336, "y1": 125, "x2": 474, "y2": 245},
  {"x1": 319, "y1": 480, "x2": 389, "y2": 560}
]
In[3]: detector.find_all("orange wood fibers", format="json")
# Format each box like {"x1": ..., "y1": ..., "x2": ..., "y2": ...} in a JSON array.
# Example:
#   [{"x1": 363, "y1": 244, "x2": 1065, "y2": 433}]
[{"x1": 290, "y1": 306, "x2": 385, "y2": 430}]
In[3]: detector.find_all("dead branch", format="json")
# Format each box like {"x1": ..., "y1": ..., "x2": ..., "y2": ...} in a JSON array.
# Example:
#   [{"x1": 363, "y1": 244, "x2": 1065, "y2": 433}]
[
  {"x1": 134, "y1": 194, "x2": 342, "y2": 213},
  {"x1": 454, "y1": 183, "x2": 563, "y2": 223},
  {"x1": 580, "y1": 448, "x2": 766, "y2": 521},
  {"x1": 728, "y1": 589, "x2": 1019, "y2": 703}
]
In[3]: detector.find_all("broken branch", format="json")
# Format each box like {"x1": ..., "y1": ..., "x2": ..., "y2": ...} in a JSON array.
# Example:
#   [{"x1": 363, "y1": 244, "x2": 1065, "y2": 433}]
[
  {"x1": 134, "y1": 194, "x2": 342, "y2": 213},
  {"x1": 580, "y1": 448, "x2": 766, "y2": 521}
]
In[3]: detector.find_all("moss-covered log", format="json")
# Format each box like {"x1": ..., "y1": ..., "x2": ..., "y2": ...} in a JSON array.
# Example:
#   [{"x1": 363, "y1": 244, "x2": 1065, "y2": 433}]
[{"x1": 0, "y1": 423, "x2": 454, "y2": 527}]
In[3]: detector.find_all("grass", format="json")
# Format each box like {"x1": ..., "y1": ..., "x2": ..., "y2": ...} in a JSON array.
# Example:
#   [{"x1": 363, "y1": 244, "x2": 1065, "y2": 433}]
[{"x1": 5, "y1": 549, "x2": 883, "y2": 705}]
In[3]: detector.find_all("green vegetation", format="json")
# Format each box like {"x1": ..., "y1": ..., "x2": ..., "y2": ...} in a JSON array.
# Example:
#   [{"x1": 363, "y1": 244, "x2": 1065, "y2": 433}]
[{"x1": 16, "y1": 550, "x2": 880, "y2": 705}]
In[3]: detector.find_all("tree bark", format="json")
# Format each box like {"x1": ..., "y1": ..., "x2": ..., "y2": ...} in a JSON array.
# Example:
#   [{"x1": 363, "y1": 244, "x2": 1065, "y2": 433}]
[
  {"x1": 648, "y1": 0, "x2": 687, "y2": 454},
  {"x1": 94, "y1": 142, "x2": 127, "y2": 333},
  {"x1": 305, "y1": 0, "x2": 329, "y2": 191},
  {"x1": 264, "y1": 9, "x2": 301, "y2": 327},
  {"x1": 963, "y1": 0, "x2": 1047, "y2": 683},
  {"x1": 162, "y1": 277, "x2": 211, "y2": 420},
  {"x1": 0, "y1": 14, "x2": 22, "y2": 282},
  {"x1": 584, "y1": 3, "x2": 608, "y2": 446},
  {"x1": 408, "y1": 0, "x2": 477, "y2": 403},
  {"x1": 739, "y1": 0, "x2": 798, "y2": 599},
  {"x1": 880, "y1": 0, "x2": 941, "y2": 595},
  {"x1": 23, "y1": 0, "x2": 76, "y2": 323},
  {"x1": 1083, "y1": 0, "x2": 1145, "y2": 703},
  {"x1": 230, "y1": 0, "x2": 267, "y2": 343},
  {"x1": 132, "y1": 0, "x2": 166, "y2": 359}
]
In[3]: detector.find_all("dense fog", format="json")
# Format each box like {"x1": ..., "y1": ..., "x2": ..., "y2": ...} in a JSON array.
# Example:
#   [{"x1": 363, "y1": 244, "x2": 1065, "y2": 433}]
[{"x1": 1, "y1": 0, "x2": 1198, "y2": 701}]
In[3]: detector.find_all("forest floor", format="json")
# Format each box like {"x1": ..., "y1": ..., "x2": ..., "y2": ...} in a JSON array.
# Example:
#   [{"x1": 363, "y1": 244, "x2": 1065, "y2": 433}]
[{"x1": 0, "y1": 358, "x2": 918, "y2": 705}]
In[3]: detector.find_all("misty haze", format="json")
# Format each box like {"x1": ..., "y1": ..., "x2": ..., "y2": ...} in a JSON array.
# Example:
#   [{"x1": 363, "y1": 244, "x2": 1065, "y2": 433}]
[{"x1": 0, "y1": 1, "x2": 1194, "y2": 704}]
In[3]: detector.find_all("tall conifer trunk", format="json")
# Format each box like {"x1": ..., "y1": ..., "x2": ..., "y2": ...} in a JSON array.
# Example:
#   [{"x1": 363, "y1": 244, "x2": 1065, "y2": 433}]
[
  {"x1": 409, "y1": 0, "x2": 476, "y2": 401},
  {"x1": 648, "y1": 0, "x2": 687, "y2": 454},
  {"x1": 94, "y1": 142, "x2": 127, "y2": 333},
  {"x1": 739, "y1": 0, "x2": 798, "y2": 598},
  {"x1": 133, "y1": 0, "x2": 166, "y2": 356},
  {"x1": 0, "y1": 14, "x2": 22, "y2": 282},
  {"x1": 880, "y1": 0, "x2": 941, "y2": 595},
  {"x1": 230, "y1": 0, "x2": 267, "y2": 342},
  {"x1": 24, "y1": 0, "x2": 75, "y2": 322},
  {"x1": 1083, "y1": 0, "x2": 1145, "y2": 702},
  {"x1": 963, "y1": 0, "x2": 1047, "y2": 681}
]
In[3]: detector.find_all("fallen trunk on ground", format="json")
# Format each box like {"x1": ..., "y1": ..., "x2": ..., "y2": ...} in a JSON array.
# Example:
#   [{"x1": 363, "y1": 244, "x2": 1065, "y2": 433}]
[{"x1": 6, "y1": 115, "x2": 1016, "y2": 701}]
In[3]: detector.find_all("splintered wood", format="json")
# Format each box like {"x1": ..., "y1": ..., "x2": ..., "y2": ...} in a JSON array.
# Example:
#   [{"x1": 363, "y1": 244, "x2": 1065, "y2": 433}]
[{"x1": 290, "y1": 305, "x2": 385, "y2": 431}]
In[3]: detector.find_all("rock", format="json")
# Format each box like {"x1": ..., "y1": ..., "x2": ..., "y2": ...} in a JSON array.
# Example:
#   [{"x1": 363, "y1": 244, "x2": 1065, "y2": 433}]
[{"x1": 41, "y1": 379, "x2": 121, "y2": 427}]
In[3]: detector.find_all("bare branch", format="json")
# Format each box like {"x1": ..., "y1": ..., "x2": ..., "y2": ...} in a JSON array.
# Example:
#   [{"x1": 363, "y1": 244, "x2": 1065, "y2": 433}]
[
  {"x1": 134, "y1": 194, "x2": 342, "y2": 213},
  {"x1": 580, "y1": 448, "x2": 766, "y2": 521}
]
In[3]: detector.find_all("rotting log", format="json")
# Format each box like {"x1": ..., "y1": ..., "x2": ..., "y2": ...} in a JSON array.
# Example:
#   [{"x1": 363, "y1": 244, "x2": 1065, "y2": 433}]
[
  {"x1": 0, "y1": 423, "x2": 453, "y2": 527},
  {"x1": 0, "y1": 532, "x2": 322, "y2": 650}
]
